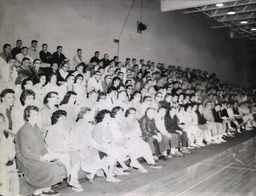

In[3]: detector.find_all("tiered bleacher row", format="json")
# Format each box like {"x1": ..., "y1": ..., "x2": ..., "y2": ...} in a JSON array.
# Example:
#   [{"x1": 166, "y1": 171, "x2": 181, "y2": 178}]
[{"x1": 0, "y1": 40, "x2": 256, "y2": 196}]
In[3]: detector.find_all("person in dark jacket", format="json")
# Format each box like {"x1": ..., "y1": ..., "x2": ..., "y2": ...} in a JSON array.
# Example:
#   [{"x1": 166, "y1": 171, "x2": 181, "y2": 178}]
[
  {"x1": 51, "y1": 46, "x2": 69, "y2": 67},
  {"x1": 39, "y1": 43, "x2": 52, "y2": 64},
  {"x1": 164, "y1": 106, "x2": 191, "y2": 154},
  {"x1": 159, "y1": 93, "x2": 172, "y2": 112},
  {"x1": 89, "y1": 51, "x2": 100, "y2": 64},
  {"x1": 139, "y1": 107, "x2": 170, "y2": 160}
]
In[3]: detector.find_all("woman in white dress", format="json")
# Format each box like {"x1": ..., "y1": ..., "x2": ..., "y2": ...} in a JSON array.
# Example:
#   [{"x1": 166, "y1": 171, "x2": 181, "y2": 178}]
[
  {"x1": 71, "y1": 108, "x2": 121, "y2": 183},
  {"x1": 93, "y1": 110, "x2": 131, "y2": 175},
  {"x1": 45, "y1": 110, "x2": 83, "y2": 192},
  {"x1": 111, "y1": 106, "x2": 148, "y2": 173},
  {"x1": 177, "y1": 104, "x2": 205, "y2": 148}
]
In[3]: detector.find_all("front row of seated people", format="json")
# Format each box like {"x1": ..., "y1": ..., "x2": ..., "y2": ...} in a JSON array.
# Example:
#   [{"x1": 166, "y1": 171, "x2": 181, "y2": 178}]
[{"x1": 1, "y1": 87, "x2": 256, "y2": 195}]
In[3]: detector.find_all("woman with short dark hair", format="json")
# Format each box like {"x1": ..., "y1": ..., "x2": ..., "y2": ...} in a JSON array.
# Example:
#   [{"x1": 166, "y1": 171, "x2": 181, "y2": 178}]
[
  {"x1": 59, "y1": 91, "x2": 80, "y2": 128},
  {"x1": 45, "y1": 109, "x2": 83, "y2": 192},
  {"x1": 15, "y1": 106, "x2": 65, "y2": 196},
  {"x1": 92, "y1": 109, "x2": 123, "y2": 182}
]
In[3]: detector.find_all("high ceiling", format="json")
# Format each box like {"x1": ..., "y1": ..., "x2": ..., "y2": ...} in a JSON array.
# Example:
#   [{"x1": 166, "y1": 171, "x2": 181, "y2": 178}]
[{"x1": 162, "y1": 0, "x2": 256, "y2": 41}]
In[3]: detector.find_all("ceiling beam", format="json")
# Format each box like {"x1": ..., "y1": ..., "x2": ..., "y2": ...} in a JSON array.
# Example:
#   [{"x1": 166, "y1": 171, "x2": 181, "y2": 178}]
[
  {"x1": 209, "y1": 9, "x2": 256, "y2": 17},
  {"x1": 239, "y1": 28, "x2": 256, "y2": 37},
  {"x1": 182, "y1": 1, "x2": 256, "y2": 14},
  {"x1": 161, "y1": 0, "x2": 237, "y2": 12},
  {"x1": 218, "y1": 16, "x2": 256, "y2": 22},
  {"x1": 232, "y1": 26, "x2": 256, "y2": 30},
  {"x1": 211, "y1": 22, "x2": 256, "y2": 28}
]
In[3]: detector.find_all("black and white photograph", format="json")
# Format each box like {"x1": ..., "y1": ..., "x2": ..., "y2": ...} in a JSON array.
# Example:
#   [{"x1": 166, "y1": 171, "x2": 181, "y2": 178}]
[{"x1": 0, "y1": 0, "x2": 256, "y2": 195}]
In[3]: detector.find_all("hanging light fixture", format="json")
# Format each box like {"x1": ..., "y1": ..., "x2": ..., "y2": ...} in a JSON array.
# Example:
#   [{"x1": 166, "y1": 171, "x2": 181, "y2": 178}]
[
  {"x1": 216, "y1": 3, "x2": 224, "y2": 7},
  {"x1": 251, "y1": 28, "x2": 256, "y2": 31},
  {"x1": 227, "y1": 9, "x2": 236, "y2": 15},
  {"x1": 240, "y1": 21, "x2": 248, "y2": 24}
]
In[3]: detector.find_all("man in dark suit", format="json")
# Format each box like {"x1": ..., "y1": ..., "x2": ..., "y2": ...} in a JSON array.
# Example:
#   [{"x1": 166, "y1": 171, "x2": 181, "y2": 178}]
[
  {"x1": 89, "y1": 51, "x2": 100, "y2": 64},
  {"x1": 139, "y1": 107, "x2": 170, "y2": 160},
  {"x1": 39, "y1": 43, "x2": 52, "y2": 64},
  {"x1": 52, "y1": 46, "x2": 69, "y2": 67}
]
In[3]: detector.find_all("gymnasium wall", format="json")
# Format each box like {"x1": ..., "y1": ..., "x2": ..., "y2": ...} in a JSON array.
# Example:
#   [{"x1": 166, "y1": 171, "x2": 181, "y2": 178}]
[{"x1": 0, "y1": 0, "x2": 248, "y2": 86}]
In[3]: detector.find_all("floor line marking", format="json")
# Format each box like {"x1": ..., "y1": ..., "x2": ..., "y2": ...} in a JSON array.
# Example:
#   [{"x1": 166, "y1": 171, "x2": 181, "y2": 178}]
[
  {"x1": 200, "y1": 136, "x2": 256, "y2": 162},
  {"x1": 175, "y1": 163, "x2": 233, "y2": 196},
  {"x1": 128, "y1": 137, "x2": 256, "y2": 195},
  {"x1": 201, "y1": 163, "x2": 256, "y2": 171}
]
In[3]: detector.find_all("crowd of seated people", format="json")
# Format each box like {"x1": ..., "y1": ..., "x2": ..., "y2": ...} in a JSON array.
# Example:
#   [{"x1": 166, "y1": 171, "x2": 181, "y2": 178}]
[{"x1": 0, "y1": 39, "x2": 256, "y2": 196}]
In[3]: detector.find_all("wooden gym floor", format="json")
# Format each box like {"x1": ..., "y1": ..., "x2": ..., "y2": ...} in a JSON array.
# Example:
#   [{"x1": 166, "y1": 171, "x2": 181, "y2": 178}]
[{"x1": 126, "y1": 135, "x2": 256, "y2": 196}]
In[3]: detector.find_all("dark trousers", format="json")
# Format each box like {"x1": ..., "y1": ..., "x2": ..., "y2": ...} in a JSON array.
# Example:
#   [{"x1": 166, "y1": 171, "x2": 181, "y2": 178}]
[
  {"x1": 176, "y1": 131, "x2": 189, "y2": 148},
  {"x1": 146, "y1": 135, "x2": 170, "y2": 155},
  {"x1": 169, "y1": 133, "x2": 180, "y2": 148}
]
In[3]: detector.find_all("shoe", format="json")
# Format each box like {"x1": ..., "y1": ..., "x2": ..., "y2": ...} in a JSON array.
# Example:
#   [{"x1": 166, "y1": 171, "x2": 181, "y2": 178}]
[
  {"x1": 85, "y1": 175, "x2": 94, "y2": 184},
  {"x1": 72, "y1": 186, "x2": 84, "y2": 192},
  {"x1": 148, "y1": 164, "x2": 162, "y2": 169},
  {"x1": 190, "y1": 145, "x2": 201, "y2": 149},
  {"x1": 205, "y1": 140, "x2": 212, "y2": 145},
  {"x1": 196, "y1": 143, "x2": 206, "y2": 147},
  {"x1": 159, "y1": 155, "x2": 168, "y2": 161},
  {"x1": 175, "y1": 151, "x2": 184, "y2": 157},
  {"x1": 69, "y1": 182, "x2": 84, "y2": 192},
  {"x1": 219, "y1": 138, "x2": 227, "y2": 143},
  {"x1": 153, "y1": 155, "x2": 159, "y2": 161},
  {"x1": 113, "y1": 167, "x2": 130, "y2": 175},
  {"x1": 181, "y1": 149, "x2": 192, "y2": 154},
  {"x1": 114, "y1": 170, "x2": 130, "y2": 175},
  {"x1": 123, "y1": 167, "x2": 132, "y2": 172},
  {"x1": 189, "y1": 143, "x2": 199, "y2": 148},
  {"x1": 138, "y1": 167, "x2": 148, "y2": 173},
  {"x1": 212, "y1": 140, "x2": 221, "y2": 144},
  {"x1": 42, "y1": 189, "x2": 60, "y2": 196},
  {"x1": 106, "y1": 177, "x2": 121, "y2": 183},
  {"x1": 171, "y1": 152, "x2": 183, "y2": 157},
  {"x1": 227, "y1": 132, "x2": 235, "y2": 137}
]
